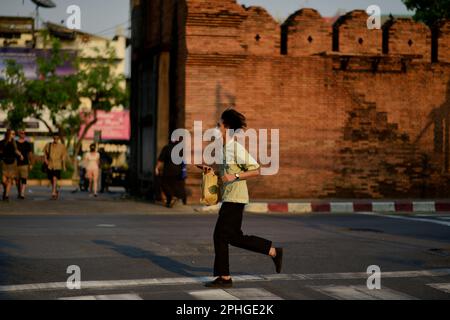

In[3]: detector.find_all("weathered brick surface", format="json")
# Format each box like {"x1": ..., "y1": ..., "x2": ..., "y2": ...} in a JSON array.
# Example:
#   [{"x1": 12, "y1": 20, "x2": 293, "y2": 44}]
[
  {"x1": 282, "y1": 8, "x2": 332, "y2": 56},
  {"x1": 439, "y1": 20, "x2": 450, "y2": 63},
  {"x1": 135, "y1": 0, "x2": 450, "y2": 201},
  {"x1": 333, "y1": 10, "x2": 382, "y2": 54},
  {"x1": 383, "y1": 18, "x2": 431, "y2": 61}
]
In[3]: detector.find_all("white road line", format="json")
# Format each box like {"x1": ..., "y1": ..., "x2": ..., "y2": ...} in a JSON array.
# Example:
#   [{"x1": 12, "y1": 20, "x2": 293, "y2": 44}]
[
  {"x1": 188, "y1": 288, "x2": 283, "y2": 300},
  {"x1": 382, "y1": 215, "x2": 450, "y2": 227},
  {"x1": 96, "y1": 224, "x2": 116, "y2": 228},
  {"x1": 226, "y1": 288, "x2": 284, "y2": 300},
  {"x1": 189, "y1": 289, "x2": 239, "y2": 300},
  {"x1": 59, "y1": 293, "x2": 142, "y2": 300},
  {"x1": 427, "y1": 283, "x2": 450, "y2": 294},
  {"x1": 2, "y1": 269, "x2": 450, "y2": 293},
  {"x1": 309, "y1": 285, "x2": 417, "y2": 300}
]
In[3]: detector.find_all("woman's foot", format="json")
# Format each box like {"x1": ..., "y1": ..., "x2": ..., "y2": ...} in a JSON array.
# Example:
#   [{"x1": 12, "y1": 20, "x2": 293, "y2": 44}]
[
  {"x1": 204, "y1": 277, "x2": 233, "y2": 288},
  {"x1": 271, "y1": 248, "x2": 283, "y2": 273}
]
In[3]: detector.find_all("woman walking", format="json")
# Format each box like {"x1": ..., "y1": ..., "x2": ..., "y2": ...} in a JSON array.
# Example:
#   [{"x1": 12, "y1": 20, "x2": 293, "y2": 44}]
[
  {"x1": 0, "y1": 129, "x2": 24, "y2": 201},
  {"x1": 83, "y1": 144, "x2": 100, "y2": 197},
  {"x1": 204, "y1": 109, "x2": 283, "y2": 288}
]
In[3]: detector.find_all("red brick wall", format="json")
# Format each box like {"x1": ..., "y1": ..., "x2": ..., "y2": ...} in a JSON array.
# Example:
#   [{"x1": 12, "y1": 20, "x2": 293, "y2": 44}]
[
  {"x1": 282, "y1": 8, "x2": 332, "y2": 56},
  {"x1": 439, "y1": 20, "x2": 450, "y2": 63},
  {"x1": 149, "y1": 0, "x2": 450, "y2": 201},
  {"x1": 383, "y1": 18, "x2": 431, "y2": 61},
  {"x1": 333, "y1": 10, "x2": 382, "y2": 54}
]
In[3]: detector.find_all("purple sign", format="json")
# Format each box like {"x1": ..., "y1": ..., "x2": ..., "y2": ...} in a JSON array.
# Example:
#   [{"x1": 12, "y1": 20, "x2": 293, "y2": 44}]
[{"x1": 0, "y1": 48, "x2": 77, "y2": 79}]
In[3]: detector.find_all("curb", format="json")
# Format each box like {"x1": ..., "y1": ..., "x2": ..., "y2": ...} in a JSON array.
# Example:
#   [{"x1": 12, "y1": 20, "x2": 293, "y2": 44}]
[{"x1": 195, "y1": 201, "x2": 450, "y2": 214}]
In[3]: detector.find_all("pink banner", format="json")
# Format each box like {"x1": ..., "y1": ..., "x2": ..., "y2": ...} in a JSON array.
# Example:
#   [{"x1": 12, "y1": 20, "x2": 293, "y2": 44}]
[{"x1": 80, "y1": 110, "x2": 130, "y2": 141}]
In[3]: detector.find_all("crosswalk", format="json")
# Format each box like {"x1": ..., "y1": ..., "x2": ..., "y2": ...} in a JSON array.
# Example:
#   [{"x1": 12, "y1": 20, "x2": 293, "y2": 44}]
[{"x1": 57, "y1": 282, "x2": 450, "y2": 300}]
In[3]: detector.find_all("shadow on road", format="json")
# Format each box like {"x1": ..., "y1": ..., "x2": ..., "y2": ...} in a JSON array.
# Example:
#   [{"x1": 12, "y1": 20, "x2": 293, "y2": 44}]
[{"x1": 93, "y1": 240, "x2": 212, "y2": 277}]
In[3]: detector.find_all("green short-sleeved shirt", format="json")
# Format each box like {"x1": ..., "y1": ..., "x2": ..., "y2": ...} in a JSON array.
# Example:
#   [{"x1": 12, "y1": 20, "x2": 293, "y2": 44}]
[{"x1": 220, "y1": 140, "x2": 260, "y2": 204}]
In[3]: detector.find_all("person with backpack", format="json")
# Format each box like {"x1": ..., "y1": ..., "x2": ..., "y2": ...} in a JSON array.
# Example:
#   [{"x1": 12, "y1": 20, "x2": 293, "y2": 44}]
[{"x1": 0, "y1": 129, "x2": 24, "y2": 201}]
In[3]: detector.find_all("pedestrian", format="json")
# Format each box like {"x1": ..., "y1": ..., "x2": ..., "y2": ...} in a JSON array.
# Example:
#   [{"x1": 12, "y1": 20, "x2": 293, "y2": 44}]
[
  {"x1": 16, "y1": 129, "x2": 33, "y2": 200},
  {"x1": 43, "y1": 134, "x2": 67, "y2": 200},
  {"x1": 155, "y1": 137, "x2": 187, "y2": 207},
  {"x1": 203, "y1": 109, "x2": 283, "y2": 288},
  {"x1": 83, "y1": 144, "x2": 100, "y2": 197},
  {"x1": 99, "y1": 148, "x2": 112, "y2": 193},
  {"x1": 0, "y1": 129, "x2": 24, "y2": 201}
]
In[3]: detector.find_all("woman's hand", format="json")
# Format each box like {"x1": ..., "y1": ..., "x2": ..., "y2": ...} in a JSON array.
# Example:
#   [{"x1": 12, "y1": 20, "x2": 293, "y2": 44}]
[
  {"x1": 222, "y1": 174, "x2": 236, "y2": 183},
  {"x1": 198, "y1": 165, "x2": 214, "y2": 174}
]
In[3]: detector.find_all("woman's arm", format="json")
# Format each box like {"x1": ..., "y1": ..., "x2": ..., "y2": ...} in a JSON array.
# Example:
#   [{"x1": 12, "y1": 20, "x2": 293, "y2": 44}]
[{"x1": 222, "y1": 168, "x2": 260, "y2": 183}]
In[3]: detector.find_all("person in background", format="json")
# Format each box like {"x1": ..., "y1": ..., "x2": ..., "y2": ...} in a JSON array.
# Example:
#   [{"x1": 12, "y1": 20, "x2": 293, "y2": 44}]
[
  {"x1": 44, "y1": 134, "x2": 67, "y2": 200},
  {"x1": 16, "y1": 129, "x2": 33, "y2": 200},
  {"x1": 155, "y1": 138, "x2": 187, "y2": 207},
  {"x1": 99, "y1": 148, "x2": 113, "y2": 193},
  {"x1": 0, "y1": 129, "x2": 23, "y2": 201},
  {"x1": 84, "y1": 144, "x2": 100, "y2": 197}
]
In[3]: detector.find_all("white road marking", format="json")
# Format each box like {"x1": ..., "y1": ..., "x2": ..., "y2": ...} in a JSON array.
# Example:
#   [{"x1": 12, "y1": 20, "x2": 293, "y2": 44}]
[
  {"x1": 189, "y1": 289, "x2": 239, "y2": 300},
  {"x1": 59, "y1": 293, "x2": 142, "y2": 300},
  {"x1": 96, "y1": 224, "x2": 116, "y2": 228},
  {"x1": 427, "y1": 283, "x2": 450, "y2": 294},
  {"x1": 2, "y1": 268, "x2": 450, "y2": 293},
  {"x1": 330, "y1": 203, "x2": 354, "y2": 213},
  {"x1": 372, "y1": 202, "x2": 395, "y2": 213},
  {"x1": 189, "y1": 288, "x2": 283, "y2": 300},
  {"x1": 382, "y1": 215, "x2": 450, "y2": 227},
  {"x1": 226, "y1": 288, "x2": 283, "y2": 300},
  {"x1": 413, "y1": 202, "x2": 435, "y2": 213},
  {"x1": 310, "y1": 285, "x2": 416, "y2": 300}
]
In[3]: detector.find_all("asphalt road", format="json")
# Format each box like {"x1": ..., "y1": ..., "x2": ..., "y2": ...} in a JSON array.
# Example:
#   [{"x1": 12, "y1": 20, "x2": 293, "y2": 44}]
[{"x1": 0, "y1": 201, "x2": 450, "y2": 300}]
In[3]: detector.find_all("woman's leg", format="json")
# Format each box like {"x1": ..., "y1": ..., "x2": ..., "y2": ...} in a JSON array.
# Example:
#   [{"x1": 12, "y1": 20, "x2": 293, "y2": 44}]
[
  {"x1": 52, "y1": 176, "x2": 58, "y2": 196},
  {"x1": 92, "y1": 169, "x2": 99, "y2": 195},
  {"x1": 5, "y1": 177, "x2": 12, "y2": 198}
]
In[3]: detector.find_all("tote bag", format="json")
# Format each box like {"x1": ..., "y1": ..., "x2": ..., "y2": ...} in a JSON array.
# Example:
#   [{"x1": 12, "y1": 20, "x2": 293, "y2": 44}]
[{"x1": 200, "y1": 170, "x2": 219, "y2": 206}]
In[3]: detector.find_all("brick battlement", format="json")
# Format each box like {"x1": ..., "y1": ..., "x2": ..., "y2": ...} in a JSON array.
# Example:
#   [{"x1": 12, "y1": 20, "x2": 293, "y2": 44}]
[{"x1": 184, "y1": 0, "x2": 449, "y2": 63}]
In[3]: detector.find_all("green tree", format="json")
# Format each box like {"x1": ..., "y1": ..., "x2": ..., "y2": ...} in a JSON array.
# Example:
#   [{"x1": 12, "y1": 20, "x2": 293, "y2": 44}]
[
  {"x1": 0, "y1": 60, "x2": 30, "y2": 130},
  {"x1": 402, "y1": 0, "x2": 450, "y2": 27},
  {"x1": 402, "y1": 0, "x2": 450, "y2": 61},
  {"x1": 26, "y1": 37, "x2": 80, "y2": 138},
  {"x1": 74, "y1": 43, "x2": 129, "y2": 160}
]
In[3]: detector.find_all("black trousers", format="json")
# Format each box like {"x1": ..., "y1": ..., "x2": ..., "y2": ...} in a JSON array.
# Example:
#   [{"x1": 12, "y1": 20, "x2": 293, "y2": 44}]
[
  {"x1": 213, "y1": 202, "x2": 272, "y2": 277},
  {"x1": 160, "y1": 176, "x2": 186, "y2": 205}
]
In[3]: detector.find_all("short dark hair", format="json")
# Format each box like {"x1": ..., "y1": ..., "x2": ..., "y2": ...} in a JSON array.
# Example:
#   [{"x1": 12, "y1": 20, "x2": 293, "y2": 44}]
[
  {"x1": 90, "y1": 144, "x2": 96, "y2": 152},
  {"x1": 221, "y1": 108, "x2": 247, "y2": 130}
]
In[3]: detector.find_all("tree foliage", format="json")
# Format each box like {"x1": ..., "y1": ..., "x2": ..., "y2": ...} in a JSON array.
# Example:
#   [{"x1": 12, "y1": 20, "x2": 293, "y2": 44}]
[
  {"x1": 402, "y1": 0, "x2": 450, "y2": 27},
  {"x1": 0, "y1": 33, "x2": 128, "y2": 163}
]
